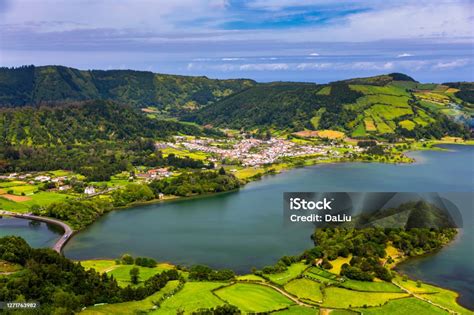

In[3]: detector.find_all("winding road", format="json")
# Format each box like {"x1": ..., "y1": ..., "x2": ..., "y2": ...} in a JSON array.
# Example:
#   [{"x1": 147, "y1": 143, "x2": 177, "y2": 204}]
[{"x1": 0, "y1": 210, "x2": 73, "y2": 253}]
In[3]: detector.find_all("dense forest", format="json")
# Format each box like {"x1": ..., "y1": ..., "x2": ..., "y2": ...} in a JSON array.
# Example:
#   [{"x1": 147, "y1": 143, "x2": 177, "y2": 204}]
[
  {"x1": 184, "y1": 82, "x2": 362, "y2": 131},
  {"x1": 0, "y1": 236, "x2": 184, "y2": 314},
  {"x1": 0, "y1": 101, "x2": 219, "y2": 179},
  {"x1": 0, "y1": 67, "x2": 471, "y2": 139},
  {"x1": 0, "y1": 65, "x2": 255, "y2": 111},
  {"x1": 443, "y1": 82, "x2": 474, "y2": 104},
  {"x1": 0, "y1": 100, "x2": 221, "y2": 146}
]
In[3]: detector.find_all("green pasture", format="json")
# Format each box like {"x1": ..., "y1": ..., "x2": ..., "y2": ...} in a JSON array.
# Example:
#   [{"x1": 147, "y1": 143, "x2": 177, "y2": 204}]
[
  {"x1": 264, "y1": 262, "x2": 308, "y2": 285},
  {"x1": 399, "y1": 120, "x2": 416, "y2": 130},
  {"x1": 354, "y1": 297, "x2": 448, "y2": 315},
  {"x1": 214, "y1": 283, "x2": 294, "y2": 313},
  {"x1": 108, "y1": 264, "x2": 175, "y2": 287},
  {"x1": 153, "y1": 282, "x2": 226, "y2": 314},
  {"x1": 80, "y1": 260, "x2": 117, "y2": 273},
  {"x1": 284, "y1": 278, "x2": 323, "y2": 303},
  {"x1": 81, "y1": 280, "x2": 181, "y2": 315},
  {"x1": 236, "y1": 274, "x2": 265, "y2": 281},
  {"x1": 273, "y1": 305, "x2": 319, "y2": 314},
  {"x1": 321, "y1": 287, "x2": 408, "y2": 308},
  {"x1": 340, "y1": 279, "x2": 403, "y2": 293},
  {"x1": 350, "y1": 84, "x2": 411, "y2": 97}
]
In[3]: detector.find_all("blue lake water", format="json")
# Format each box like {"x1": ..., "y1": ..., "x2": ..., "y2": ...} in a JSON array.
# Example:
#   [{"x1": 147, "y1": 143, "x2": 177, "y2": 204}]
[{"x1": 2, "y1": 145, "x2": 473, "y2": 308}]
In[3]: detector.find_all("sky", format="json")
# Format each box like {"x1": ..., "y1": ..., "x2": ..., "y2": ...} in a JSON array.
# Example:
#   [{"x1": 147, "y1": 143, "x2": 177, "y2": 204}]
[{"x1": 0, "y1": 0, "x2": 473, "y2": 83}]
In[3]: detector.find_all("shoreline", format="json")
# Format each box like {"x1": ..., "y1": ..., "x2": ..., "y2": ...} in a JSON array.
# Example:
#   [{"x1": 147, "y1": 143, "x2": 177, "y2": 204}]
[
  {"x1": 394, "y1": 229, "x2": 472, "y2": 310},
  {"x1": 0, "y1": 210, "x2": 73, "y2": 253}
]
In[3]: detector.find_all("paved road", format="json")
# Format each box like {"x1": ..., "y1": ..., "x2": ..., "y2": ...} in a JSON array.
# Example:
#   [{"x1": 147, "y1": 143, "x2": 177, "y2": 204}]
[{"x1": 0, "y1": 210, "x2": 73, "y2": 253}]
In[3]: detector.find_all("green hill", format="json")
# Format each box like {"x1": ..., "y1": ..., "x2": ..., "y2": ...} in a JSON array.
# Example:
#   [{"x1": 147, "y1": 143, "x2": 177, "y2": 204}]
[
  {"x1": 0, "y1": 100, "x2": 218, "y2": 146},
  {"x1": 185, "y1": 74, "x2": 471, "y2": 139},
  {"x1": 0, "y1": 65, "x2": 255, "y2": 111},
  {"x1": 0, "y1": 67, "x2": 471, "y2": 139}
]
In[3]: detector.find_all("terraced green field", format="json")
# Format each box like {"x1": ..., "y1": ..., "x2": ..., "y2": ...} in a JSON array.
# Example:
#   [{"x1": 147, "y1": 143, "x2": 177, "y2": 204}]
[
  {"x1": 108, "y1": 264, "x2": 174, "y2": 287},
  {"x1": 214, "y1": 283, "x2": 294, "y2": 313},
  {"x1": 322, "y1": 287, "x2": 409, "y2": 308},
  {"x1": 399, "y1": 120, "x2": 416, "y2": 130},
  {"x1": 81, "y1": 280, "x2": 181, "y2": 315},
  {"x1": 340, "y1": 279, "x2": 403, "y2": 293},
  {"x1": 284, "y1": 278, "x2": 323, "y2": 303},
  {"x1": 264, "y1": 262, "x2": 308, "y2": 285},
  {"x1": 274, "y1": 305, "x2": 319, "y2": 314},
  {"x1": 304, "y1": 267, "x2": 340, "y2": 284},
  {"x1": 354, "y1": 297, "x2": 448, "y2": 315},
  {"x1": 153, "y1": 282, "x2": 226, "y2": 314}
]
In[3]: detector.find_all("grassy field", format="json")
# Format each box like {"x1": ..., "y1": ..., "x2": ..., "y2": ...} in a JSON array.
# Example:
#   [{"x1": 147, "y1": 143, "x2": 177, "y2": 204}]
[
  {"x1": 81, "y1": 280, "x2": 181, "y2": 315},
  {"x1": 0, "y1": 260, "x2": 22, "y2": 273},
  {"x1": 108, "y1": 264, "x2": 175, "y2": 287},
  {"x1": 340, "y1": 279, "x2": 403, "y2": 293},
  {"x1": 264, "y1": 262, "x2": 308, "y2": 285},
  {"x1": 355, "y1": 297, "x2": 448, "y2": 315},
  {"x1": 214, "y1": 283, "x2": 294, "y2": 313},
  {"x1": 0, "y1": 181, "x2": 27, "y2": 188},
  {"x1": 274, "y1": 305, "x2": 318, "y2": 314},
  {"x1": 304, "y1": 267, "x2": 340, "y2": 284},
  {"x1": 364, "y1": 118, "x2": 377, "y2": 132},
  {"x1": 328, "y1": 255, "x2": 352, "y2": 275},
  {"x1": 236, "y1": 274, "x2": 265, "y2": 281},
  {"x1": 316, "y1": 130, "x2": 345, "y2": 140},
  {"x1": 80, "y1": 260, "x2": 117, "y2": 273},
  {"x1": 418, "y1": 287, "x2": 471, "y2": 314},
  {"x1": 352, "y1": 123, "x2": 366, "y2": 137},
  {"x1": 161, "y1": 147, "x2": 209, "y2": 160},
  {"x1": 392, "y1": 275, "x2": 440, "y2": 294},
  {"x1": 152, "y1": 282, "x2": 226, "y2": 314},
  {"x1": 284, "y1": 278, "x2": 323, "y2": 303},
  {"x1": 232, "y1": 167, "x2": 264, "y2": 180},
  {"x1": 80, "y1": 260, "x2": 175, "y2": 287},
  {"x1": 399, "y1": 119, "x2": 416, "y2": 130},
  {"x1": 322, "y1": 287, "x2": 408, "y2": 308}
]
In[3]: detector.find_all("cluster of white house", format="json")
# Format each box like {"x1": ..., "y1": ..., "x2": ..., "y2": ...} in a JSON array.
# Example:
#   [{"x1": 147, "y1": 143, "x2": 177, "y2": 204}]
[{"x1": 163, "y1": 137, "x2": 362, "y2": 167}]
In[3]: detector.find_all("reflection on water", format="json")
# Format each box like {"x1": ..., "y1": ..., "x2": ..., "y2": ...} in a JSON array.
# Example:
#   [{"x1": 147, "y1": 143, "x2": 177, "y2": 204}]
[{"x1": 0, "y1": 217, "x2": 62, "y2": 248}]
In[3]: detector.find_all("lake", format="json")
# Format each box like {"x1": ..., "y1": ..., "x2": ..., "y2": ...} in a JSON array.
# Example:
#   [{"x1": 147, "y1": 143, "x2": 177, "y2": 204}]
[
  {"x1": 1, "y1": 145, "x2": 473, "y2": 308},
  {"x1": 0, "y1": 216, "x2": 63, "y2": 247}
]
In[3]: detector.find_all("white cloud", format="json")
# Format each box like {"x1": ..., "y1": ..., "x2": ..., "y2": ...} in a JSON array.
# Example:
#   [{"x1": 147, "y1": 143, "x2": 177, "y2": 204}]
[
  {"x1": 309, "y1": 52, "x2": 320, "y2": 56},
  {"x1": 296, "y1": 62, "x2": 332, "y2": 70},
  {"x1": 188, "y1": 58, "x2": 470, "y2": 73},
  {"x1": 397, "y1": 53, "x2": 413, "y2": 58},
  {"x1": 350, "y1": 62, "x2": 394, "y2": 71},
  {"x1": 239, "y1": 63, "x2": 289, "y2": 71},
  {"x1": 221, "y1": 57, "x2": 246, "y2": 61},
  {"x1": 432, "y1": 59, "x2": 469, "y2": 70}
]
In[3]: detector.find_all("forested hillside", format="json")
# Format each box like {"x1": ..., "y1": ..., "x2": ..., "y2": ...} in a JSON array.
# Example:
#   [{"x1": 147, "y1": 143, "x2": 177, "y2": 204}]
[
  {"x1": 0, "y1": 65, "x2": 255, "y2": 111},
  {"x1": 185, "y1": 73, "x2": 471, "y2": 139},
  {"x1": 0, "y1": 67, "x2": 471, "y2": 139},
  {"x1": 0, "y1": 101, "x2": 218, "y2": 178},
  {"x1": 0, "y1": 100, "x2": 219, "y2": 146}
]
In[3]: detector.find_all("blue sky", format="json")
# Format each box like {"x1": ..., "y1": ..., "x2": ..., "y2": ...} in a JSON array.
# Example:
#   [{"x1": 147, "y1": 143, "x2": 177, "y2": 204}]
[{"x1": 0, "y1": 0, "x2": 473, "y2": 83}]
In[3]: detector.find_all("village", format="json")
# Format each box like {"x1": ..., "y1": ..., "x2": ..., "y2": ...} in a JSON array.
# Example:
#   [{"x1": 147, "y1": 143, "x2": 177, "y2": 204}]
[
  {"x1": 0, "y1": 134, "x2": 381, "y2": 214},
  {"x1": 164, "y1": 136, "x2": 364, "y2": 167}
]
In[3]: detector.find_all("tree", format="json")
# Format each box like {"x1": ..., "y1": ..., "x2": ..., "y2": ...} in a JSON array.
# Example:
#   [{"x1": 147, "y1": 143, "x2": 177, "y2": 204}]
[
  {"x1": 218, "y1": 167, "x2": 226, "y2": 175},
  {"x1": 130, "y1": 267, "x2": 140, "y2": 285},
  {"x1": 214, "y1": 304, "x2": 241, "y2": 314},
  {"x1": 121, "y1": 254, "x2": 134, "y2": 265}
]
